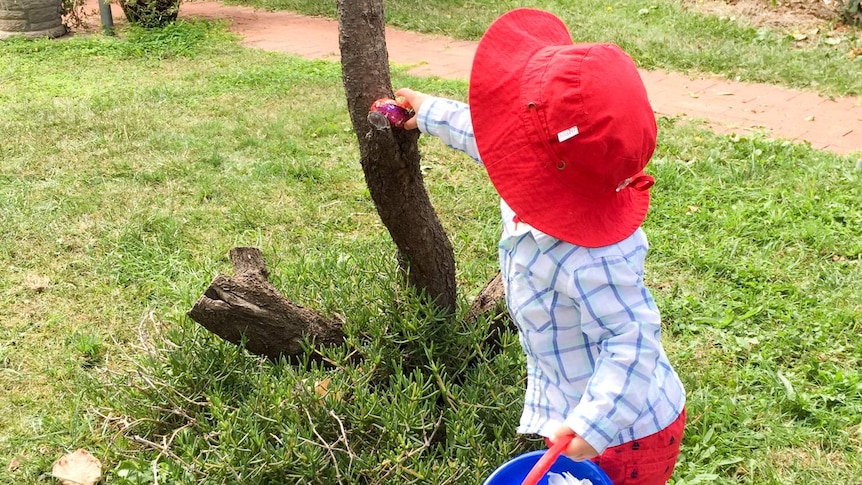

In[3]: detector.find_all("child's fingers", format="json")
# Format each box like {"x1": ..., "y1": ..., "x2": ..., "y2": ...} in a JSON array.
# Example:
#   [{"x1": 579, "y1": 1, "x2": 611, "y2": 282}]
[
  {"x1": 402, "y1": 114, "x2": 419, "y2": 131},
  {"x1": 394, "y1": 88, "x2": 421, "y2": 130},
  {"x1": 395, "y1": 88, "x2": 426, "y2": 116},
  {"x1": 563, "y1": 436, "x2": 599, "y2": 462},
  {"x1": 394, "y1": 87, "x2": 414, "y2": 100}
]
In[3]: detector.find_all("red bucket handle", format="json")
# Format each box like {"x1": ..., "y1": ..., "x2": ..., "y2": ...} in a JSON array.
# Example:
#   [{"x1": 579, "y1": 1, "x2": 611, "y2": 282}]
[{"x1": 521, "y1": 434, "x2": 574, "y2": 485}]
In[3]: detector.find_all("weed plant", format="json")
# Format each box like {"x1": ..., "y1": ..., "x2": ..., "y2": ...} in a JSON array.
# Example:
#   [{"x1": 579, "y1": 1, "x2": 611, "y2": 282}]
[
  {"x1": 1, "y1": 19, "x2": 861, "y2": 485},
  {"x1": 226, "y1": 0, "x2": 862, "y2": 97}
]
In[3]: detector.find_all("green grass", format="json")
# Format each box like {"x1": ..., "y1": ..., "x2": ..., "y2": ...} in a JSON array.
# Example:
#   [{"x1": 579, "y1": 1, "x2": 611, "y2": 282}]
[
  {"x1": 1, "y1": 18, "x2": 861, "y2": 485},
  {"x1": 226, "y1": 0, "x2": 862, "y2": 97}
]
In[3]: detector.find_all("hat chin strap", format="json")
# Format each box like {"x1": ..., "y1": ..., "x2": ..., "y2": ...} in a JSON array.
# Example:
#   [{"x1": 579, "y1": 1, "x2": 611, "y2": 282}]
[{"x1": 616, "y1": 174, "x2": 655, "y2": 192}]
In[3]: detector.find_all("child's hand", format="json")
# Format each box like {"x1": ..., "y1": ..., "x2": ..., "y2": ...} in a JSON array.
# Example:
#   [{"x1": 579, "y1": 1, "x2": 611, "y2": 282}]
[
  {"x1": 551, "y1": 425, "x2": 599, "y2": 462},
  {"x1": 394, "y1": 88, "x2": 427, "y2": 130}
]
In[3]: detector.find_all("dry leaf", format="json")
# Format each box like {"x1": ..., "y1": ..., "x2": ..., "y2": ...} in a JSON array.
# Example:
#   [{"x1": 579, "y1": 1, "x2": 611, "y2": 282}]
[
  {"x1": 52, "y1": 449, "x2": 102, "y2": 485},
  {"x1": 314, "y1": 376, "x2": 331, "y2": 396},
  {"x1": 313, "y1": 377, "x2": 342, "y2": 400},
  {"x1": 716, "y1": 92, "x2": 734, "y2": 96},
  {"x1": 7, "y1": 457, "x2": 20, "y2": 472},
  {"x1": 24, "y1": 273, "x2": 49, "y2": 292}
]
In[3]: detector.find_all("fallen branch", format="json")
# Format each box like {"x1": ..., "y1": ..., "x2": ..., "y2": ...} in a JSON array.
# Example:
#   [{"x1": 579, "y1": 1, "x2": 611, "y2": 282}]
[
  {"x1": 189, "y1": 248, "x2": 512, "y2": 364},
  {"x1": 187, "y1": 247, "x2": 345, "y2": 361}
]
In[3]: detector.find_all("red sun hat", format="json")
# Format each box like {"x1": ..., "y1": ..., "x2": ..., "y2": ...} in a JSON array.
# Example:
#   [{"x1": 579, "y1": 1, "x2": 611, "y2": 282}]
[{"x1": 469, "y1": 8, "x2": 658, "y2": 248}]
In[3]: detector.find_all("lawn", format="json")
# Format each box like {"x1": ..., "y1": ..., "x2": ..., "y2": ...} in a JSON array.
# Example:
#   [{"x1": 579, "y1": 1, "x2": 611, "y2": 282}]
[{"x1": 1, "y1": 13, "x2": 861, "y2": 485}]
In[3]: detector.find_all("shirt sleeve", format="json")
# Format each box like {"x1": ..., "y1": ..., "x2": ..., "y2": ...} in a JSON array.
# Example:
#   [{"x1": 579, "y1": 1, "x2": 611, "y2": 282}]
[
  {"x1": 563, "y1": 255, "x2": 663, "y2": 453},
  {"x1": 415, "y1": 96, "x2": 482, "y2": 164}
]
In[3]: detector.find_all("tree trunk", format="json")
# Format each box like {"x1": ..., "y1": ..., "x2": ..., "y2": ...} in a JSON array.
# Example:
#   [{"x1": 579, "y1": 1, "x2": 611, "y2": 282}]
[
  {"x1": 465, "y1": 271, "x2": 517, "y2": 356},
  {"x1": 188, "y1": 0, "x2": 515, "y2": 362},
  {"x1": 337, "y1": 0, "x2": 457, "y2": 315},
  {"x1": 187, "y1": 247, "x2": 344, "y2": 361}
]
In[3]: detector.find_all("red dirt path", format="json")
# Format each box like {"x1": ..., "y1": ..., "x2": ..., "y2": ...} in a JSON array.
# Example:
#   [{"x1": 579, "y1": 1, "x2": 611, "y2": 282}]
[{"x1": 82, "y1": 1, "x2": 861, "y2": 157}]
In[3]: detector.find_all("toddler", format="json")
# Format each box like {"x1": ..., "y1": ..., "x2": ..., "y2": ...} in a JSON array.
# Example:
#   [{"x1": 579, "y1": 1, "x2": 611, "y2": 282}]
[{"x1": 396, "y1": 8, "x2": 686, "y2": 484}]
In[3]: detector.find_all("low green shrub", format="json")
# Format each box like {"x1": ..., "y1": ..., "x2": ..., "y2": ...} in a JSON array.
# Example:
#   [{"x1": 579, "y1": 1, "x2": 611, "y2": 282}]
[
  {"x1": 837, "y1": 0, "x2": 862, "y2": 26},
  {"x1": 118, "y1": 0, "x2": 182, "y2": 28}
]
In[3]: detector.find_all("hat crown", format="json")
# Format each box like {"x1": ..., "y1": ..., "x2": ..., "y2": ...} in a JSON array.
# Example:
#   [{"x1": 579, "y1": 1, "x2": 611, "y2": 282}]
[
  {"x1": 469, "y1": 8, "x2": 656, "y2": 247},
  {"x1": 521, "y1": 43, "x2": 657, "y2": 196}
]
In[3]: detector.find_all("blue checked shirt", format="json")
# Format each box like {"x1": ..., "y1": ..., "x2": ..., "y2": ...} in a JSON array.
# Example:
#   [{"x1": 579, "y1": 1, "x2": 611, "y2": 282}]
[{"x1": 417, "y1": 97, "x2": 686, "y2": 453}]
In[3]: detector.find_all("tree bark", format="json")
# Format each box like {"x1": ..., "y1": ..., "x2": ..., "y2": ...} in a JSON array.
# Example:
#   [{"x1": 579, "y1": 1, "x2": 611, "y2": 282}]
[
  {"x1": 337, "y1": 0, "x2": 457, "y2": 315},
  {"x1": 187, "y1": 247, "x2": 344, "y2": 361},
  {"x1": 188, "y1": 0, "x2": 515, "y2": 362},
  {"x1": 465, "y1": 271, "x2": 517, "y2": 355}
]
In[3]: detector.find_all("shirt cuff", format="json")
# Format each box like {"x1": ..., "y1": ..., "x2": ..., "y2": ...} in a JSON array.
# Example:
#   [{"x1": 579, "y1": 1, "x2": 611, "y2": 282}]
[
  {"x1": 564, "y1": 412, "x2": 620, "y2": 455},
  {"x1": 415, "y1": 96, "x2": 445, "y2": 136}
]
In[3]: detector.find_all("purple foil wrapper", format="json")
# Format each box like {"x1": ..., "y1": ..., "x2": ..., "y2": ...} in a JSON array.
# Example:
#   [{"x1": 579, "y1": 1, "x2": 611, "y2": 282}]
[{"x1": 369, "y1": 98, "x2": 413, "y2": 128}]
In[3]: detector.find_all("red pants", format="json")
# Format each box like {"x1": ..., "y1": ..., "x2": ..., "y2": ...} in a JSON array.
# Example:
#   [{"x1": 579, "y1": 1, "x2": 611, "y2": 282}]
[{"x1": 547, "y1": 409, "x2": 686, "y2": 485}]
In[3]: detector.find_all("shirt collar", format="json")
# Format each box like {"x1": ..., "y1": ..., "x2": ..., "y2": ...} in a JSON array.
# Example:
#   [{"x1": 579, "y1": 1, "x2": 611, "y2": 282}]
[{"x1": 501, "y1": 200, "x2": 563, "y2": 253}]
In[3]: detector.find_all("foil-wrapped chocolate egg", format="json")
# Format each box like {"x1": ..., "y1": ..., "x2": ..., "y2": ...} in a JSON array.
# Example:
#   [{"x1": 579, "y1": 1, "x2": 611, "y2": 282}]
[{"x1": 369, "y1": 96, "x2": 414, "y2": 129}]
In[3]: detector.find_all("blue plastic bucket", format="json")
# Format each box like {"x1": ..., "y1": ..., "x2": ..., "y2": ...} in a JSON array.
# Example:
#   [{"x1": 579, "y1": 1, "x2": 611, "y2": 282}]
[{"x1": 482, "y1": 450, "x2": 613, "y2": 485}]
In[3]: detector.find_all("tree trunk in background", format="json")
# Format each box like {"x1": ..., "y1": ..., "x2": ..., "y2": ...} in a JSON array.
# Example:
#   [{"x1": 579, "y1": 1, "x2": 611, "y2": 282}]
[
  {"x1": 465, "y1": 271, "x2": 517, "y2": 355},
  {"x1": 337, "y1": 0, "x2": 457, "y2": 316}
]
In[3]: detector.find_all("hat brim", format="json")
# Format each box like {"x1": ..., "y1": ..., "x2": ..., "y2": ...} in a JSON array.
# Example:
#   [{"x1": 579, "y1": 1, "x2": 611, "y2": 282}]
[
  {"x1": 469, "y1": 9, "x2": 571, "y2": 173},
  {"x1": 479, "y1": 143, "x2": 651, "y2": 248},
  {"x1": 469, "y1": 9, "x2": 651, "y2": 247}
]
